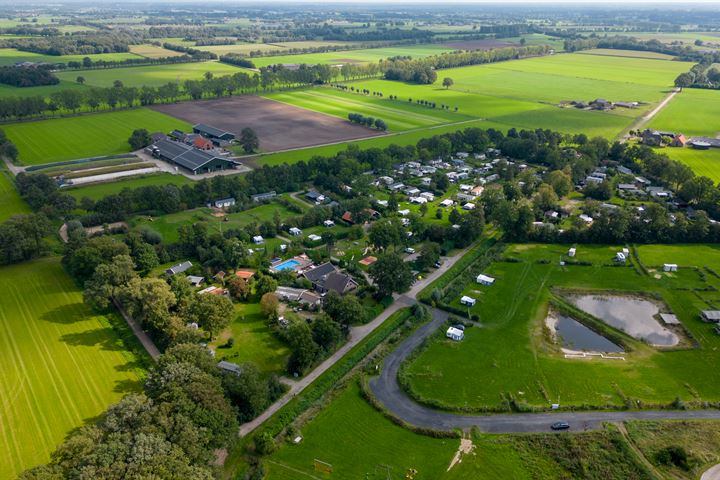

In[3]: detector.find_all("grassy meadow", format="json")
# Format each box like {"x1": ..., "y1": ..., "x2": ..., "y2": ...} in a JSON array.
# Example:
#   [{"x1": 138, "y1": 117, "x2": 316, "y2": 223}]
[
  {"x1": 5, "y1": 108, "x2": 190, "y2": 165},
  {"x1": 264, "y1": 87, "x2": 470, "y2": 131},
  {"x1": 662, "y1": 147, "x2": 720, "y2": 183},
  {"x1": 56, "y1": 61, "x2": 248, "y2": 88},
  {"x1": 0, "y1": 47, "x2": 141, "y2": 66},
  {"x1": 0, "y1": 258, "x2": 147, "y2": 478},
  {"x1": 0, "y1": 167, "x2": 29, "y2": 221},
  {"x1": 649, "y1": 88, "x2": 720, "y2": 138},
  {"x1": 402, "y1": 243, "x2": 720, "y2": 410},
  {"x1": 65, "y1": 172, "x2": 194, "y2": 201}
]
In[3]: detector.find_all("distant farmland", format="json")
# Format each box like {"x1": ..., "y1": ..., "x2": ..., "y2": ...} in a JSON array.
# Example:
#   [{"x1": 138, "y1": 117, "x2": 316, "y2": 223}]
[{"x1": 0, "y1": 258, "x2": 147, "y2": 478}]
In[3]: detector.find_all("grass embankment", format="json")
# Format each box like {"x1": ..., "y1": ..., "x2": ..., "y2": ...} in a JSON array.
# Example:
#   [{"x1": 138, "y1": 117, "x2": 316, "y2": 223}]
[{"x1": 0, "y1": 257, "x2": 149, "y2": 478}]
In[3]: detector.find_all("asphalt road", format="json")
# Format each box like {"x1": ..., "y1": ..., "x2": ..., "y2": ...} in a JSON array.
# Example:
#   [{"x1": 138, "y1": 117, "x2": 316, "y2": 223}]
[{"x1": 370, "y1": 308, "x2": 720, "y2": 433}]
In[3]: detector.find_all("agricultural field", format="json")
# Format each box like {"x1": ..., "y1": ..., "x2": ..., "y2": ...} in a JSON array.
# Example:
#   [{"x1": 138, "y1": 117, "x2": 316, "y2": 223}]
[
  {"x1": 196, "y1": 40, "x2": 358, "y2": 56},
  {"x1": 0, "y1": 258, "x2": 147, "y2": 479},
  {"x1": 402, "y1": 243, "x2": 720, "y2": 411},
  {"x1": 662, "y1": 147, "x2": 720, "y2": 183},
  {"x1": 264, "y1": 382, "x2": 652, "y2": 479},
  {"x1": 649, "y1": 89, "x2": 720, "y2": 138},
  {"x1": 0, "y1": 167, "x2": 29, "y2": 222},
  {"x1": 129, "y1": 44, "x2": 186, "y2": 58},
  {"x1": 0, "y1": 48, "x2": 142, "y2": 66},
  {"x1": 577, "y1": 48, "x2": 676, "y2": 61},
  {"x1": 250, "y1": 44, "x2": 453, "y2": 68},
  {"x1": 0, "y1": 79, "x2": 86, "y2": 99},
  {"x1": 55, "y1": 61, "x2": 248, "y2": 88},
  {"x1": 210, "y1": 302, "x2": 290, "y2": 374},
  {"x1": 265, "y1": 87, "x2": 469, "y2": 132},
  {"x1": 4, "y1": 108, "x2": 190, "y2": 165},
  {"x1": 65, "y1": 172, "x2": 194, "y2": 201}
]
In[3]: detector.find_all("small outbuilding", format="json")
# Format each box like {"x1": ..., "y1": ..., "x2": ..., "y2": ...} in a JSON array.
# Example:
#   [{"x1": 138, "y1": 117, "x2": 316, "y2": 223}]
[
  {"x1": 701, "y1": 310, "x2": 720, "y2": 323},
  {"x1": 615, "y1": 252, "x2": 626, "y2": 263},
  {"x1": 446, "y1": 326, "x2": 465, "y2": 341},
  {"x1": 476, "y1": 274, "x2": 495, "y2": 286},
  {"x1": 460, "y1": 295, "x2": 476, "y2": 307},
  {"x1": 166, "y1": 261, "x2": 193, "y2": 276},
  {"x1": 289, "y1": 227, "x2": 302, "y2": 236},
  {"x1": 568, "y1": 247, "x2": 576, "y2": 257},
  {"x1": 217, "y1": 361, "x2": 242, "y2": 376},
  {"x1": 186, "y1": 275, "x2": 204, "y2": 287},
  {"x1": 663, "y1": 263, "x2": 678, "y2": 272},
  {"x1": 252, "y1": 235, "x2": 264, "y2": 244}
]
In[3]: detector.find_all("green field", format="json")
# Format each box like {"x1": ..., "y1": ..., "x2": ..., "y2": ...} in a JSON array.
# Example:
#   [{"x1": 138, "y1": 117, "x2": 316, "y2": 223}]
[
  {"x1": 264, "y1": 87, "x2": 469, "y2": 131},
  {"x1": 129, "y1": 44, "x2": 185, "y2": 58},
  {"x1": 65, "y1": 172, "x2": 194, "y2": 201},
  {"x1": 210, "y1": 302, "x2": 290, "y2": 374},
  {"x1": 662, "y1": 147, "x2": 720, "y2": 183},
  {"x1": 0, "y1": 257, "x2": 146, "y2": 478},
  {"x1": 0, "y1": 78, "x2": 87, "y2": 99},
  {"x1": 403, "y1": 243, "x2": 720, "y2": 410},
  {"x1": 250, "y1": 44, "x2": 453, "y2": 68},
  {"x1": 0, "y1": 167, "x2": 29, "y2": 221},
  {"x1": 0, "y1": 48, "x2": 142, "y2": 66},
  {"x1": 56, "y1": 61, "x2": 248, "y2": 88},
  {"x1": 4, "y1": 108, "x2": 190, "y2": 165},
  {"x1": 649, "y1": 89, "x2": 720, "y2": 138},
  {"x1": 577, "y1": 48, "x2": 676, "y2": 61},
  {"x1": 198, "y1": 40, "x2": 357, "y2": 56}
]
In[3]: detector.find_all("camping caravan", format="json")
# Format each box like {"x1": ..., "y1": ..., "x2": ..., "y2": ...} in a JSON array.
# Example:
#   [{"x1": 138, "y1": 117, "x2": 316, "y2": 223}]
[
  {"x1": 446, "y1": 326, "x2": 464, "y2": 341},
  {"x1": 476, "y1": 274, "x2": 495, "y2": 286}
]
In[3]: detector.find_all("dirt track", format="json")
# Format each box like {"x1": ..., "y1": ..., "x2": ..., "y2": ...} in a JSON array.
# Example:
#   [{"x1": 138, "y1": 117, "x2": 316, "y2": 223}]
[{"x1": 151, "y1": 96, "x2": 384, "y2": 152}]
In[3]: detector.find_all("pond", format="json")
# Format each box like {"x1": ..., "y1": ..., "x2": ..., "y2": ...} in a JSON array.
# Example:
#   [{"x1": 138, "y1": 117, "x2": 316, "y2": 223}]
[
  {"x1": 547, "y1": 313, "x2": 624, "y2": 353},
  {"x1": 568, "y1": 294, "x2": 679, "y2": 346}
]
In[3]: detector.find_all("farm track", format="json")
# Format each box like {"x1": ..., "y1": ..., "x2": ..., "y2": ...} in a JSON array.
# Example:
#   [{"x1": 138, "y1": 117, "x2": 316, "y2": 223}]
[{"x1": 369, "y1": 306, "x2": 720, "y2": 433}]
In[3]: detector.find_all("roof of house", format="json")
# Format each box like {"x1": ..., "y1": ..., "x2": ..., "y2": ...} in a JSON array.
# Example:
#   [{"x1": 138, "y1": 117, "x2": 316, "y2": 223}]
[
  {"x1": 235, "y1": 270, "x2": 255, "y2": 280},
  {"x1": 702, "y1": 310, "x2": 720, "y2": 321},
  {"x1": 152, "y1": 139, "x2": 236, "y2": 172},
  {"x1": 217, "y1": 361, "x2": 242, "y2": 375},
  {"x1": 446, "y1": 326, "x2": 464, "y2": 337},
  {"x1": 167, "y1": 261, "x2": 192, "y2": 275},
  {"x1": 303, "y1": 262, "x2": 338, "y2": 283},
  {"x1": 324, "y1": 271, "x2": 358, "y2": 294},
  {"x1": 193, "y1": 137, "x2": 213, "y2": 148},
  {"x1": 193, "y1": 123, "x2": 234, "y2": 139},
  {"x1": 359, "y1": 256, "x2": 377, "y2": 266}
]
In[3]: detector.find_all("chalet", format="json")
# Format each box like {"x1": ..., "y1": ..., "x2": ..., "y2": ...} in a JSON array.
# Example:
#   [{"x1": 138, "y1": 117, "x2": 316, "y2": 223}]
[
  {"x1": 398, "y1": 209, "x2": 411, "y2": 216},
  {"x1": 235, "y1": 270, "x2": 255, "y2": 281},
  {"x1": 186, "y1": 275, "x2": 204, "y2": 287},
  {"x1": 420, "y1": 192, "x2": 435, "y2": 201},
  {"x1": 617, "y1": 165, "x2": 633, "y2": 175},
  {"x1": 471, "y1": 186, "x2": 485, "y2": 197},
  {"x1": 217, "y1": 361, "x2": 242, "y2": 376},
  {"x1": 463, "y1": 202, "x2": 475, "y2": 210},
  {"x1": 166, "y1": 261, "x2": 192, "y2": 275},
  {"x1": 439, "y1": 199, "x2": 454, "y2": 208},
  {"x1": 404, "y1": 186, "x2": 421, "y2": 196},
  {"x1": 323, "y1": 220, "x2": 335, "y2": 227},
  {"x1": 308, "y1": 234, "x2": 322, "y2": 242},
  {"x1": 659, "y1": 313, "x2": 680, "y2": 325},
  {"x1": 305, "y1": 191, "x2": 325, "y2": 203},
  {"x1": 193, "y1": 123, "x2": 235, "y2": 143},
  {"x1": 289, "y1": 227, "x2": 302, "y2": 236},
  {"x1": 456, "y1": 193, "x2": 475, "y2": 202},
  {"x1": 389, "y1": 183, "x2": 405, "y2": 191},
  {"x1": 150, "y1": 139, "x2": 238, "y2": 175},
  {"x1": 476, "y1": 274, "x2": 495, "y2": 286},
  {"x1": 252, "y1": 235, "x2": 264, "y2": 244},
  {"x1": 701, "y1": 310, "x2": 720, "y2": 323},
  {"x1": 446, "y1": 326, "x2": 464, "y2": 341},
  {"x1": 460, "y1": 295, "x2": 476, "y2": 306},
  {"x1": 251, "y1": 191, "x2": 277, "y2": 202},
  {"x1": 409, "y1": 197, "x2": 427, "y2": 204},
  {"x1": 303, "y1": 262, "x2": 358, "y2": 295},
  {"x1": 214, "y1": 197, "x2": 236, "y2": 209},
  {"x1": 378, "y1": 176, "x2": 394, "y2": 185}
]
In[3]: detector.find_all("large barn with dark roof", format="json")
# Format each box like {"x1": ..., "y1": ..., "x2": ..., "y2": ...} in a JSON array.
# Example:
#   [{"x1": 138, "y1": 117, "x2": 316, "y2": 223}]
[
  {"x1": 150, "y1": 139, "x2": 238, "y2": 175},
  {"x1": 193, "y1": 123, "x2": 235, "y2": 142}
]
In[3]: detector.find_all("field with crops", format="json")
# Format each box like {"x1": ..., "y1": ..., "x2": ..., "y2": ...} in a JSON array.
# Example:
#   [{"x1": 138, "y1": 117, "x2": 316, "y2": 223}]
[
  {"x1": 663, "y1": 147, "x2": 720, "y2": 183},
  {"x1": 649, "y1": 89, "x2": 720, "y2": 138},
  {"x1": 402, "y1": 243, "x2": 720, "y2": 411},
  {"x1": 0, "y1": 258, "x2": 147, "y2": 479},
  {"x1": 55, "y1": 61, "x2": 248, "y2": 88},
  {"x1": 4, "y1": 108, "x2": 190, "y2": 165},
  {"x1": 0, "y1": 47, "x2": 141, "y2": 66}
]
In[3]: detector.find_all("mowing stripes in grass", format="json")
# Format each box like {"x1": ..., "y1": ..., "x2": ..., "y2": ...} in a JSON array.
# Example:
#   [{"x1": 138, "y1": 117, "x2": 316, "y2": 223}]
[
  {"x1": 0, "y1": 258, "x2": 146, "y2": 478},
  {"x1": 0, "y1": 168, "x2": 28, "y2": 222}
]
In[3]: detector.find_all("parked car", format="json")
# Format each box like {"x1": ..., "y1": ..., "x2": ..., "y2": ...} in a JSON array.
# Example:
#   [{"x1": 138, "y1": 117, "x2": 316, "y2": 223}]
[{"x1": 551, "y1": 422, "x2": 570, "y2": 430}]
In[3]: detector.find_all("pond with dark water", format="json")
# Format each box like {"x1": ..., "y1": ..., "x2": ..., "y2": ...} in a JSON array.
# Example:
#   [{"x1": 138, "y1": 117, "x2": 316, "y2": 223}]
[
  {"x1": 549, "y1": 314, "x2": 624, "y2": 353},
  {"x1": 568, "y1": 294, "x2": 679, "y2": 346}
]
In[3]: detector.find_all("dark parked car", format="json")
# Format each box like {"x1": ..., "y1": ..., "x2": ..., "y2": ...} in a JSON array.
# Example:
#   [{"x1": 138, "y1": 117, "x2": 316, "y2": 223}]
[{"x1": 551, "y1": 422, "x2": 570, "y2": 430}]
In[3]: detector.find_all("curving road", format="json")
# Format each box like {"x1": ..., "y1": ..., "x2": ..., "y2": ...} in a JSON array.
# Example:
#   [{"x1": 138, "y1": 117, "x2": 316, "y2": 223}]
[{"x1": 369, "y1": 308, "x2": 720, "y2": 433}]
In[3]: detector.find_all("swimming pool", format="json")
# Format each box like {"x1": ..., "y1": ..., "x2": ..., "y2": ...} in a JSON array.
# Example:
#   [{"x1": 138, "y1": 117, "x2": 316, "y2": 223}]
[{"x1": 273, "y1": 259, "x2": 300, "y2": 271}]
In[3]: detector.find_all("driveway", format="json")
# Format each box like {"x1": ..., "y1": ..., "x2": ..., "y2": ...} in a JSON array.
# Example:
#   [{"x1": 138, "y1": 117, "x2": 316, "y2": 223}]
[{"x1": 370, "y1": 307, "x2": 720, "y2": 433}]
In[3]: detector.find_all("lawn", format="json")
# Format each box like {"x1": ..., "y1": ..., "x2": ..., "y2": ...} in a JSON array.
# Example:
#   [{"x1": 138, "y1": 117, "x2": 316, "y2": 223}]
[
  {"x1": 55, "y1": 61, "x2": 248, "y2": 88},
  {"x1": 648, "y1": 88, "x2": 720, "y2": 138},
  {"x1": 0, "y1": 257, "x2": 147, "y2": 478},
  {"x1": 636, "y1": 243, "x2": 720, "y2": 271},
  {"x1": 402, "y1": 243, "x2": 720, "y2": 410},
  {"x1": 65, "y1": 172, "x2": 194, "y2": 201},
  {"x1": 4, "y1": 108, "x2": 190, "y2": 165},
  {"x1": 0, "y1": 167, "x2": 29, "y2": 221},
  {"x1": 210, "y1": 302, "x2": 289, "y2": 374},
  {"x1": 264, "y1": 87, "x2": 469, "y2": 132}
]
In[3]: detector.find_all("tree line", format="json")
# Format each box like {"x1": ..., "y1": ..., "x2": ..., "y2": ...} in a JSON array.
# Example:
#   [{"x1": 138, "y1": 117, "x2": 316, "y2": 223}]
[
  {"x1": 347, "y1": 112, "x2": 388, "y2": 130},
  {"x1": 0, "y1": 65, "x2": 59, "y2": 87},
  {"x1": 0, "y1": 32, "x2": 137, "y2": 56},
  {"x1": 674, "y1": 61, "x2": 720, "y2": 90},
  {"x1": 563, "y1": 34, "x2": 720, "y2": 63}
]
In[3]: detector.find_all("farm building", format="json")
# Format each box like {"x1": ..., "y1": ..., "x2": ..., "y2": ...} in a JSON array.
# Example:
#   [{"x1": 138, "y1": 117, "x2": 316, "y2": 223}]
[
  {"x1": 214, "y1": 197, "x2": 236, "y2": 209},
  {"x1": 701, "y1": 311, "x2": 720, "y2": 323},
  {"x1": 446, "y1": 327, "x2": 464, "y2": 341},
  {"x1": 476, "y1": 274, "x2": 495, "y2": 286},
  {"x1": 460, "y1": 296, "x2": 476, "y2": 306},
  {"x1": 689, "y1": 137, "x2": 720, "y2": 149},
  {"x1": 193, "y1": 123, "x2": 235, "y2": 143},
  {"x1": 663, "y1": 264, "x2": 678, "y2": 272},
  {"x1": 150, "y1": 139, "x2": 238, "y2": 175},
  {"x1": 166, "y1": 261, "x2": 192, "y2": 275}
]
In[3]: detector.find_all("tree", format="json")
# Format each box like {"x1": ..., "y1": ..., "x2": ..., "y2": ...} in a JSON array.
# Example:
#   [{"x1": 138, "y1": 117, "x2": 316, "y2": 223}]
[
  {"x1": 374, "y1": 118, "x2": 387, "y2": 131},
  {"x1": 415, "y1": 242, "x2": 441, "y2": 271},
  {"x1": 311, "y1": 314, "x2": 343, "y2": 352},
  {"x1": 83, "y1": 255, "x2": 137, "y2": 311},
  {"x1": 284, "y1": 321, "x2": 318, "y2": 374},
  {"x1": 76, "y1": 76, "x2": 85, "y2": 84},
  {"x1": 183, "y1": 294, "x2": 234, "y2": 339},
  {"x1": 240, "y1": 127, "x2": 259, "y2": 154},
  {"x1": 227, "y1": 276, "x2": 249, "y2": 301},
  {"x1": 128, "y1": 128, "x2": 151, "y2": 150},
  {"x1": 534, "y1": 183, "x2": 559, "y2": 212},
  {"x1": 222, "y1": 362, "x2": 272, "y2": 422},
  {"x1": 674, "y1": 72, "x2": 694, "y2": 91},
  {"x1": 547, "y1": 170, "x2": 573, "y2": 198},
  {"x1": 323, "y1": 292, "x2": 366, "y2": 327},
  {"x1": 260, "y1": 292, "x2": 279, "y2": 320},
  {"x1": 369, "y1": 252, "x2": 414, "y2": 297},
  {"x1": 254, "y1": 274, "x2": 277, "y2": 297},
  {"x1": 368, "y1": 218, "x2": 404, "y2": 250},
  {"x1": 442, "y1": 77, "x2": 454, "y2": 89}
]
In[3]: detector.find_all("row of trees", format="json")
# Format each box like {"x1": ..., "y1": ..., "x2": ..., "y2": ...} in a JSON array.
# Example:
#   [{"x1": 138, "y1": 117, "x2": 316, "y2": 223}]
[
  {"x1": 674, "y1": 62, "x2": 720, "y2": 90},
  {"x1": 0, "y1": 31, "x2": 138, "y2": 56},
  {"x1": 347, "y1": 112, "x2": 388, "y2": 130},
  {"x1": 563, "y1": 34, "x2": 720, "y2": 63}
]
